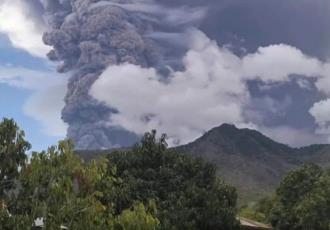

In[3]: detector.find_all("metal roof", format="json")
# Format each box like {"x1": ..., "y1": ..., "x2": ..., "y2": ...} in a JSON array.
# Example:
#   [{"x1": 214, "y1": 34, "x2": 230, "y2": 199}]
[{"x1": 239, "y1": 217, "x2": 272, "y2": 229}]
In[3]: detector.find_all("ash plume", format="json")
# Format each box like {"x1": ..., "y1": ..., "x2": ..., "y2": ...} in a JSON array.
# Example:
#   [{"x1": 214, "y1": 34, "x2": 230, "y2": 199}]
[{"x1": 41, "y1": 0, "x2": 206, "y2": 149}]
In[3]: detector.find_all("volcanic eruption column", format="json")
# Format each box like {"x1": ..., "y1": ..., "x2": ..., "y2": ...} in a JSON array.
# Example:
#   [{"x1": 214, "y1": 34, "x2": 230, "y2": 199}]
[{"x1": 41, "y1": 0, "x2": 200, "y2": 149}]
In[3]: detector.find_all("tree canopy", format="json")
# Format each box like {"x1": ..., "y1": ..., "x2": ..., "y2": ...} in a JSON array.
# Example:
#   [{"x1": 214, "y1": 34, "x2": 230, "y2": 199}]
[
  {"x1": 3, "y1": 118, "x2": 330, "y2": 230},
  {"x1": 0, "y1": 118, "x2": 30, "y2": 197},
  {"x1": 0, "y1": 119, "x2": 239, "y2": 229},
  {"x1": 107, "y1": 131, "x2": 239, "y2": 229},
  {"x1": 269, "y1": 163, "x2": 330, "y2": 230},
  {"x1": 245, "y1": 163, "x2": 330, "y2": 230}
]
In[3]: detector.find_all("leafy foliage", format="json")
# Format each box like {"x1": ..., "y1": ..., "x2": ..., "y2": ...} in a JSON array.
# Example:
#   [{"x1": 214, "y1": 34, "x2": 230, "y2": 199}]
[
  {"x1": 266, "y1": 164, "x2": 330, "y2": 230},
  {"x1": 107, "y1": 130, "x2": 239, "y2": 230},
  {"x1": 0, "y1": 118, "x2": 31, "y2": 229},
  {"x1": 239, "y1": 195, "x2": 275, "y2": 224},
  {"x1": 114, "y1": 202, "x2": 160, "y2": 230},
  {"x1": 9, "y1": 140, "x2": 110, "y2": 229},
  {"x1": 0, "y1": 118, "x2": 30, "y2": 197},
  {"x1": 0, "y1": 119, "x2": 238, "y2": 229}
]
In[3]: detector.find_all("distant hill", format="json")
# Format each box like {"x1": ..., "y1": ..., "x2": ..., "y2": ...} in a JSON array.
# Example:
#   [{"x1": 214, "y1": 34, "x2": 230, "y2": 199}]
[
  {"x1": 298, "y1": 144, "x2": 330, "y2": 168},
  {"x1": 177, "y1": 124, "x2": 330, "y2": 202},
  {"x1": 77, "y1": 124, "x2": 330, "y2": 203}
]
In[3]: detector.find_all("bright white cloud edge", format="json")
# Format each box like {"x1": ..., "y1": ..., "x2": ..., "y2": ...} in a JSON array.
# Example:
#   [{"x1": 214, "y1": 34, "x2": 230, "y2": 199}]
[
  {"x1": 0, "y1": 0, "x2": 50, "y2": 58},
  {"x1": 0, "y1": 0, "x2": 67, "y2": 138},
  {"x1": 91, "y1": 29, "x2": 330, "y2": 146},
  {"x1": 309, "y1": 99, "x2": 330, "y2": 141}
]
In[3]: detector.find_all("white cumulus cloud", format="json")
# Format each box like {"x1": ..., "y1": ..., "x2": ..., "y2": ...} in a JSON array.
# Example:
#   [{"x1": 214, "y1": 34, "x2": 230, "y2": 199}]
[
  {"x1": 260, "y1": 126, "x2": 327, "y2": 147},
  {"x1": 242, "y1": 44, "x2": 324, "y2": 83},
  {"x1": 0, "y1": 0, "x2": 49, "y2": 58},
  {"x1": 90, "y1": 29, "x2": 330, "y2": 146},
  {"x1": 23, "y1": 83, "x2": 67, "y2": 137},
  {"x1": 309, "y1": 99, "x2": 330, "y2": 140},
  {"x1": 0, "y1": 65, "x2": 67, "y2": 137}
]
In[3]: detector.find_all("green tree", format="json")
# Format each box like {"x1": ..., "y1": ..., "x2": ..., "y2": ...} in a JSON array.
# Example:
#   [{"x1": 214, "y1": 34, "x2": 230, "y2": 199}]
[
  {"x1": 3, "y1": 139, "x2": 159, "y2": 229},
  {"x1": 256, "y1": 196, "x2": 275, "y2": 220},
  {"x1": 6, "y1": 140, "x2": 110, "y2": 229},
  {"x1": 115, "y1": 202, "x2": 160, "y2": 230},
  {"x1": 239, "y1": 195, "x2": 275, "y2": 224},
  {"x1": 0, "y1": 118, "x2": 31, "y2": 229},
  {"x1": 107, "y1": 130, "x2": 239, "y2": 230},
  {"x1": 0, "y1": 121, "x2": 238, "y2": 229},
  {"x1": 270, "y1": 164, "x2": 330, "y2": 230},
  {"x1": 0, "y1": 118, "x2": 30, "y2": 197}
]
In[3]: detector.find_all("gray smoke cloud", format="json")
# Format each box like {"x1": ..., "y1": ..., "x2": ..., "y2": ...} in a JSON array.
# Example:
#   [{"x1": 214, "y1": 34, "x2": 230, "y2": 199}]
[{"x1": 40, "y1": 0, "x2": 206, "y2": 149}]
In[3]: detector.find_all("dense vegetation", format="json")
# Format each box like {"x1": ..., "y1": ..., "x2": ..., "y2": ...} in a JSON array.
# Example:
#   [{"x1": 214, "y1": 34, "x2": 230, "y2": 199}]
[
  {"x1": 2, "y1": 118, "x2": 330, "y2": 229},
  {"x1": 0, "y1": 119, "x2": 238, "y2": 229},
  {"x1": 270, "y1": 164, "x2": 330, "y2": 229},
  {"x1": 107, "y1": 131, "x2": 238, "y2": 229},
  {"x1": 242, "y1": 164, "x2": 330, "y2": 230}
]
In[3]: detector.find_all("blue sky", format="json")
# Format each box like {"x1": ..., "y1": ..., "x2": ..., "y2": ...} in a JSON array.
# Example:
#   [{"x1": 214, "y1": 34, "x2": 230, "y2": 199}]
[
  {"x1": 0, "y1": 33, "x2": 66, "y2": 151},
  {"x1": 0, "y1": 84, "x2": 59, "y2": 151}
]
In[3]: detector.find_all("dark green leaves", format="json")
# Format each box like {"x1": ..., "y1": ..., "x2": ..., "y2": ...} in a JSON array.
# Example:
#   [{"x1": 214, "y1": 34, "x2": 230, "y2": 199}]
[
  {"x1": 270, "y1": 164, "x2": 330, "y2": 230},
  {"x1": 0, "y1": 118, "x2": 30, "y2": 197},
  {"x1": 107, "y1": 131, "x2": 239, "y2": 230}
]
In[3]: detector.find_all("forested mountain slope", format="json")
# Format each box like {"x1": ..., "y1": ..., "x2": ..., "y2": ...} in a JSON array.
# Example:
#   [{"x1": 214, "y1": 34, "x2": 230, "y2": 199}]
[{"x1": 78, "y1": 124, "x2": 330, "y2": 202}]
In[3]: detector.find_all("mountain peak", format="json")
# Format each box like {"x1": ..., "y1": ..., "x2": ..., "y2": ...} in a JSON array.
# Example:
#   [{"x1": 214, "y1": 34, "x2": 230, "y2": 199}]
[
  {"x1": 209, "y1": 123, "x2": 263, "y2": 136},
  {"x1": 178, "y1": 124, "x2": 299, "y2": 201},
  {"x1": 214, "y1": 123, "x2": 241, "y2": 133},
  {"x1": 218, "y1": 123, "x2": 238, "y2": 130},
  {"x1": 182, "y1": 123, "x2": 295, "y2": 160},
  {"x1": 201, "y1": 123, "x2": 264, "y2": 143},
  {"x1": 178, "y1": 124, "x2": 330, "y2": 202}
]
